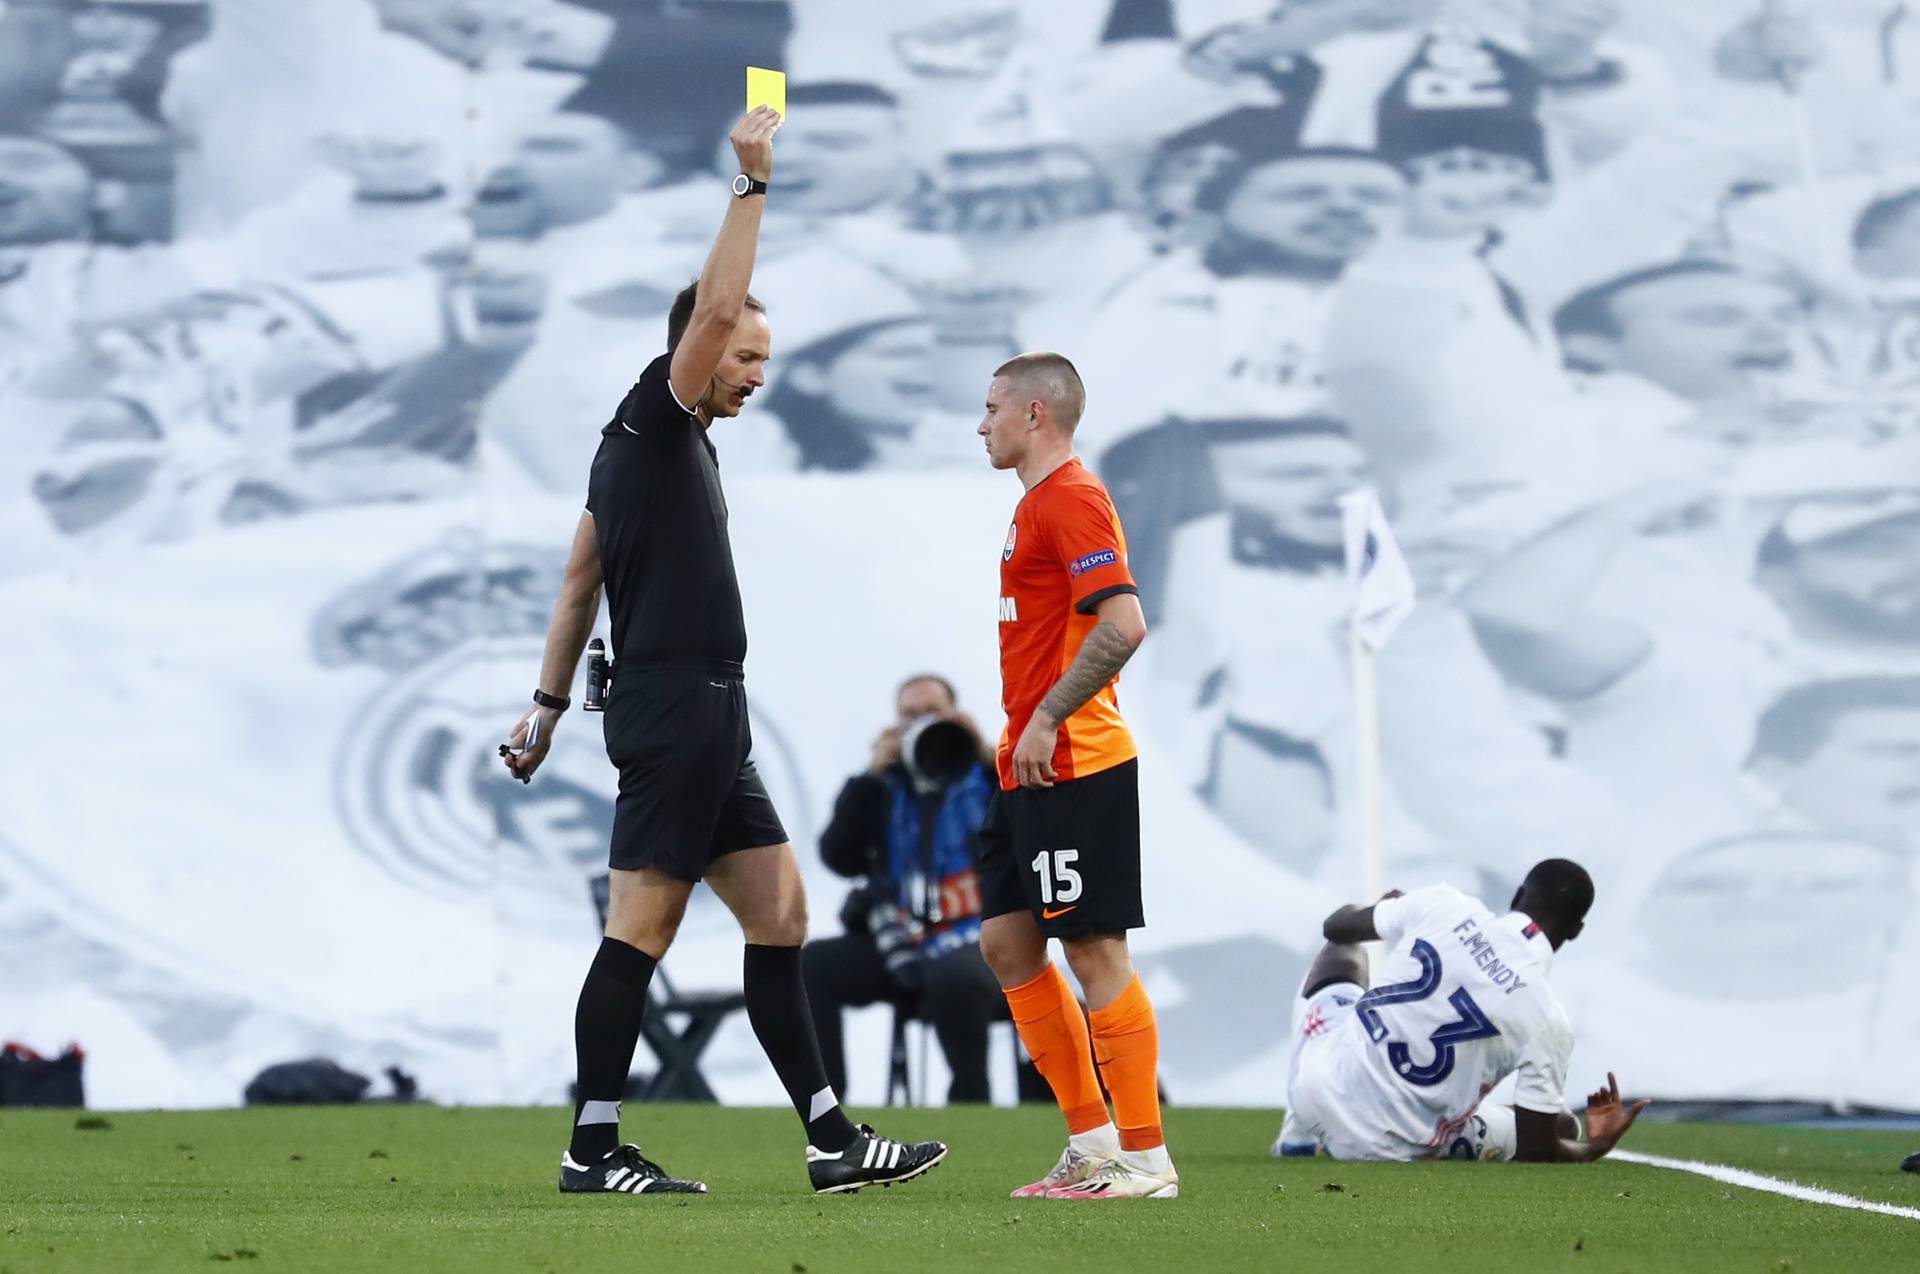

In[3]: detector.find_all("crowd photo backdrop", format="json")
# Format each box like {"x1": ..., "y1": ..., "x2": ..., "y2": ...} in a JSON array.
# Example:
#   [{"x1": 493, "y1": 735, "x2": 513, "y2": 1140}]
[{"x1": 2, "y1": 0, "x2": 1917, "y2": 1114}]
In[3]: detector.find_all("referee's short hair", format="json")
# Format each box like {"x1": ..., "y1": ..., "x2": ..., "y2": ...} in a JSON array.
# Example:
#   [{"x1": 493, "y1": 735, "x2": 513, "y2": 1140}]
[
  {"x1": 667, "y1": 281, "x2": 767, "y2": 353},
  {"x1": 994, "y1": 351, "x2": 1086, "y2": 433}
]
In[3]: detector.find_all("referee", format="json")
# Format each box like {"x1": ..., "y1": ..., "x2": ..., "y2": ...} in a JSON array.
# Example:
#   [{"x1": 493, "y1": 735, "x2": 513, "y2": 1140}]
[{"x1": 503, "y1": 106, "x2": 946, "y2": 1197}]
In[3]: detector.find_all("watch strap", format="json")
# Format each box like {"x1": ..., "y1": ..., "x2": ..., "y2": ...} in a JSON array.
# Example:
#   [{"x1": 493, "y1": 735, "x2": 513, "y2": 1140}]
[{"x1": 532, "y1": 688, "x2": 570, "y2": 711}]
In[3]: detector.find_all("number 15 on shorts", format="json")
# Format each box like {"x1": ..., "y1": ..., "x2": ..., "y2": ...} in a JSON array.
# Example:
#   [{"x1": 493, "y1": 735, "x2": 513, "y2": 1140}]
[{"x1": 1031, "y1": 849, "x2": 1082, "y2": 906}]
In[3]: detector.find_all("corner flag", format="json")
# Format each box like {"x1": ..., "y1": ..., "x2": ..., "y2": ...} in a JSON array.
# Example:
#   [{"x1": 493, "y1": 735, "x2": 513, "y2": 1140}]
[{"x1": 1338, "y1": 487, "x2": 1416, "y2": 651}]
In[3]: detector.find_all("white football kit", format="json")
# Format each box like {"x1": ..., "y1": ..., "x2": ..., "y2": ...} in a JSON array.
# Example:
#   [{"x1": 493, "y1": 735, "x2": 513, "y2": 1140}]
[{"x1": 1286, "y1": 885, "x2": 1574, "y2": 1161}]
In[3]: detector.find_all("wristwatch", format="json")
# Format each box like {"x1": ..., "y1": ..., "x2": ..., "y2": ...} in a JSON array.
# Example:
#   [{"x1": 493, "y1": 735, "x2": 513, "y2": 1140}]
[
  {"x1": 732, "y1": 173, "x2": 768, "y2": 198},
  {"x1": 532, "y1": 689, "x2": 570, "y2": 711}
]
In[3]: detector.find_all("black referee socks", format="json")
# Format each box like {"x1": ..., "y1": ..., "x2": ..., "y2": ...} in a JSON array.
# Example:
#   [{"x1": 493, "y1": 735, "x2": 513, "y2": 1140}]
[
  {"x1": 570, "y1": 936, "x2": 659, "y2": 1161},
  {"x1": 743, "y1": 943, "x2": 861, "y2": 1153}
]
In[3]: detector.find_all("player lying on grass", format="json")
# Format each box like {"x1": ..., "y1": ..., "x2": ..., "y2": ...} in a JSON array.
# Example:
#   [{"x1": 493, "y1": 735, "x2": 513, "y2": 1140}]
[{"x1": 1274, "y1": 859, "x2": 1649, "y2": 1162}]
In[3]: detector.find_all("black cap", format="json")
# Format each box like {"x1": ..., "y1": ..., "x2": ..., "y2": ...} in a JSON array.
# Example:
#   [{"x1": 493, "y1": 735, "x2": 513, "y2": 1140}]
[{"x1": 1378, "y1": 106, "x2": 1550, "y2": 182}]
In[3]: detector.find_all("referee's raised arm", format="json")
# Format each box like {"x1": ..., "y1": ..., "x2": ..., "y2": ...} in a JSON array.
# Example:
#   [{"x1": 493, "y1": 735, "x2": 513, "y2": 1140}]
[{"x1": 669, "y1": 106, "x2": 779, "y2": 410}]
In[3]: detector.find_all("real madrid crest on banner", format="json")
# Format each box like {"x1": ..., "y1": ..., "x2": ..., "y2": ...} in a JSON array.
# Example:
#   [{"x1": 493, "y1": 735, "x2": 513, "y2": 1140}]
[{"x1": 311, "y1": 532, "x2": 809, "y2": 913}]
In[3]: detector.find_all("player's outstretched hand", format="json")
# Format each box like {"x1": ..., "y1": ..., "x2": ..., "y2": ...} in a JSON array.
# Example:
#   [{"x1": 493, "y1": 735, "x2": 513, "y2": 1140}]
[
  {"x1": 731, "y1": 106, "x2": 780, "y2": 182},
  {"x1": 1583, "y1": 1071, "x2": 1650, "y2": 1156},
  {"x1": 501, "y1": 705, "x2": 560, "y2": 784},
  {"x1": 1012, "y1": 713, "x2": 1059, "y2": 789}
]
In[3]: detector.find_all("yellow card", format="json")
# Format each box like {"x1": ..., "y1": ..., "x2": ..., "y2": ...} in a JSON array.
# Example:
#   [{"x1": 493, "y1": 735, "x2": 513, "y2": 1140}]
[{"x1": 747, "y1": 67, "x2": 786, "y2": 117}]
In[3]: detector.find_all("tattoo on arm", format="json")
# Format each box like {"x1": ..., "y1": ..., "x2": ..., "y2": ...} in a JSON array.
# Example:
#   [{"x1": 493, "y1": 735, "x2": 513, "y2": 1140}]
[{"x1": 1036, "y1": 619, "x2": 1136, "y2": 726}]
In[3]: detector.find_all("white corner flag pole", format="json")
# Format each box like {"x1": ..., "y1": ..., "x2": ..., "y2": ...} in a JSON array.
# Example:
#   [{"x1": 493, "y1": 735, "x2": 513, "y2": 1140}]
[
  {"x1": 1350, "y1": 626, "x2": 1388, "y2": 901},
  {"x1": 1338, "y1": 488, "x2": 1416, "y2": 903}
]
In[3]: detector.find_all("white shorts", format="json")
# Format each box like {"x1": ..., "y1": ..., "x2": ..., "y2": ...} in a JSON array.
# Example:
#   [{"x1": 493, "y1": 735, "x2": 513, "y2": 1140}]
[{"x1": 1285, "y1": 981, "x2": 1517, "y2": 1162}]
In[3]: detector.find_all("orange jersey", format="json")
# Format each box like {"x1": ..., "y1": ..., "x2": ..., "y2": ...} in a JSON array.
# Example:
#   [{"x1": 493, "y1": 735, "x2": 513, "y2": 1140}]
[{"x1": 996, "y1": 458, "x2": 1139, "y2": 791}]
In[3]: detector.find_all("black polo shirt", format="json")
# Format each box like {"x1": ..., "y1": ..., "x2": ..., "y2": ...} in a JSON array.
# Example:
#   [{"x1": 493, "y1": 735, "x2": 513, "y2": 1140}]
[{"x1": 586, "y1": 354, "x2": 747, "y2": 669}]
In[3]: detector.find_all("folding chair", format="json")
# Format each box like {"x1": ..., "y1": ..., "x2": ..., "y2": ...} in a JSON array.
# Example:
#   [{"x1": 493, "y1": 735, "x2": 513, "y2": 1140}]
[
  {"x1": 637, "y1": 967, "x2": 747, "y2": 1103},
  {"x1": 587, "y1": 872, "x2": 746, "y2": 1103},
  {"x1": 884, "y1": 995, "x2": 1032, "y2": 1107}
]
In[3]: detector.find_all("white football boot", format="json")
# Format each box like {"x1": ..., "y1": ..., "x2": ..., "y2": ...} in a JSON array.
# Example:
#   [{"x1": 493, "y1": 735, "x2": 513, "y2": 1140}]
[
  {"x1": 1008, "y1": 1143, "x2": 1110, "y2": 1198},
  {"x1": 1043, "y1": 1150, "x2": 1179, "y2": 1200}
]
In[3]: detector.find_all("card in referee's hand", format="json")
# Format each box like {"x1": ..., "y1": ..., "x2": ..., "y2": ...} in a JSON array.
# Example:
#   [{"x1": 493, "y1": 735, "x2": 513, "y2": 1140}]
[{"x1": 747, "y1": 66, "x2": 785, "y2": 116}]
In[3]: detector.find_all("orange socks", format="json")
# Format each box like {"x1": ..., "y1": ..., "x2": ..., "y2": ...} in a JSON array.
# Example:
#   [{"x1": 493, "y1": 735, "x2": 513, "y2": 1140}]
[
  {"x1": 1004, "y1": 963, "x2": 1109, "y2": 1135},
  {"x1": 1088, "y1": 975, "x2": 1164, "y2": 1151},
  {"x1": 1005, "y1": 965, "x2": 1166, "y2": 1151}
]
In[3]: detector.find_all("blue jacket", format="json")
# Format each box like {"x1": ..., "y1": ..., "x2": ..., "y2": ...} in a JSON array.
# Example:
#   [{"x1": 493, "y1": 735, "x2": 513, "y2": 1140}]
[{"x1": 819, "y1": 763, "x2": 994, "y2": 958}]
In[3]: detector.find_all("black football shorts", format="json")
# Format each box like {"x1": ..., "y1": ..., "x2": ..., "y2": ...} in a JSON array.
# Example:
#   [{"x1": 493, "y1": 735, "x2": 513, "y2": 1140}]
[
  {"x1": 602, "y1": 664, "x2": 787, "y2": 880},
  {"x1": 977, "y1": 759, "x2": 1143, "y2": 938}
]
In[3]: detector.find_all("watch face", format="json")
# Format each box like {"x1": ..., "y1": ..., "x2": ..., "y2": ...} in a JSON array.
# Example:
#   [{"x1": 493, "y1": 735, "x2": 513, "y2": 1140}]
[{"x1": 732, "y1": 174, "x2": 751, "y2": 196}]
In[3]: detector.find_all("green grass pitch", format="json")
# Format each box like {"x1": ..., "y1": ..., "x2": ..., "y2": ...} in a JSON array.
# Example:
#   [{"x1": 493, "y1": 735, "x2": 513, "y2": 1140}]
[{"x1": 3, "y1": 1105, "x2": 1915, "y2": 1273}]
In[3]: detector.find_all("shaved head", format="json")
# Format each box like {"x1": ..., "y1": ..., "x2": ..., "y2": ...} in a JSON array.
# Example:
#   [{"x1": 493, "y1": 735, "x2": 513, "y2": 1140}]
[{"x1": 993, "y1": 351, "x2": 1085, "y2": 434}]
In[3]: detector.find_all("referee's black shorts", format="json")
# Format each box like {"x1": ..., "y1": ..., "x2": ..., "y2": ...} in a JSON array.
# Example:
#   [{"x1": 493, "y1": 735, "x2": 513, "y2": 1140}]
[
  {"x1": 977, "y1": 758, "x2": 1143, "y2": 939},
  {"x1": 602, "y1": 663, "x2": 787, "y2": 880}
]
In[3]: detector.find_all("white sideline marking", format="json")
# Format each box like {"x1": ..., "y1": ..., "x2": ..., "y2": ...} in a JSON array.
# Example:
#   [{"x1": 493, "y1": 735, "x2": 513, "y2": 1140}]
[{"x1": 1612, "y1": 1150, "x2": 1920, "y2": 1223}]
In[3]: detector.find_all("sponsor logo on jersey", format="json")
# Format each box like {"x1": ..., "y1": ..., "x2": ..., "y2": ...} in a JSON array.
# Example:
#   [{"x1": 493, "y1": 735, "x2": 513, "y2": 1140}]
[
  {"x1": 1068, "y1": 548, "x2": 1117, "y2": 577},
  {"x1": 998, "y1": 596, "x2": 1018, "y2": 622}
]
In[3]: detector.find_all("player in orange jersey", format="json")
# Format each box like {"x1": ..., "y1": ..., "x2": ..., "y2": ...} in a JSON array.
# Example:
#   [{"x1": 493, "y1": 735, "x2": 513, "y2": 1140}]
[{"x1": 973, "y1": 352, "x2": 1177, "y2": 1200}]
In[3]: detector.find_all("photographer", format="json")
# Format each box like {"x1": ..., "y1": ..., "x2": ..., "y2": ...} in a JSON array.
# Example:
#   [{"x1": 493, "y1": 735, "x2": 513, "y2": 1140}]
[{"x1": 802, "y1": 674, "x2": 1002, "y2": 1103}]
